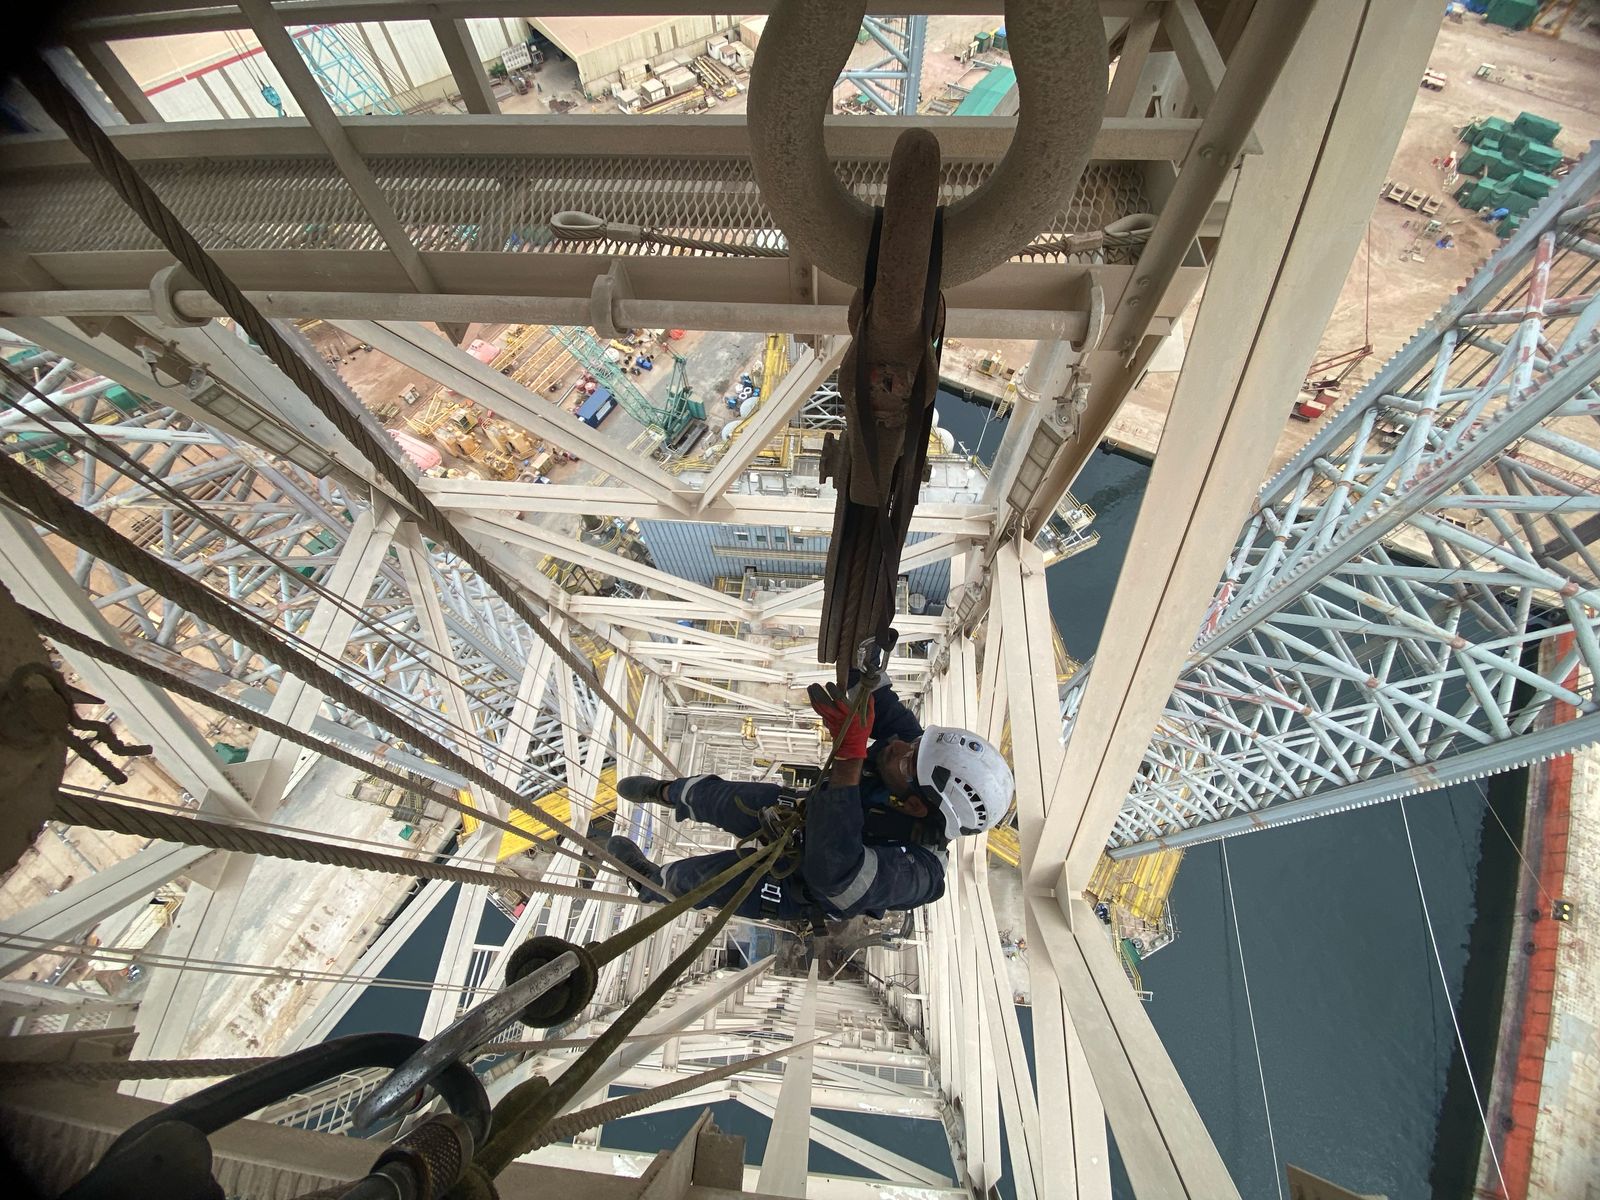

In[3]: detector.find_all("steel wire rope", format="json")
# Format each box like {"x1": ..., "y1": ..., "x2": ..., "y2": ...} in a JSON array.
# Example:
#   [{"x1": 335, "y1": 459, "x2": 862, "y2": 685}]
[
  {"x1": 14, "y1": 60, "x2": 679, "y2": 783},
  {"x1": 1219, "y1": 841, "x2": 1284, "y2": 1200},
  {"x1": 1397, "y1": 797, "x2": 1510, "y2": 1198},
  {"x1": 472, "y1": 837, "x2": 785, "y2": 1179},
  {"x1": 10, "y1": 593, "x2": 668, "y2": 899},
  {"x1": 53, "y1": 781, "x2": 515, "y2": 869},
  {"x1": 19, "y1": 583, "x2": 752, "y2": 873},
  {"x1": 0, "y1": 350, "x2": 811, "y2": 848},
  {"x1": 0, "y1": 1027, "x2": 776, "y2": 1084},
  {"x1": 0, "y1": 364, "x2": 661, "y2": 805},
  {"x1": 0, "y1": 930, "x2": 518, "y2": 995},
  {"x1": 47, "y1": 788, "x2": 645, "y2": 900}
]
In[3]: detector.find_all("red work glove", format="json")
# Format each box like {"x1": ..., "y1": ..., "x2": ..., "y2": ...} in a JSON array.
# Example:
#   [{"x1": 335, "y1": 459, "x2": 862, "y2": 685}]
[{"x1": 807, "y1": 682, "x2": 875, "y2": 761}]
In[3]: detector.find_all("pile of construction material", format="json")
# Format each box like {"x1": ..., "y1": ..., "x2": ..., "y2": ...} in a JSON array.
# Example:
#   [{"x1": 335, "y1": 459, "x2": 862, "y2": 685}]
[{"x1": 1454, "y1": 111, "x2": 1567, "y2": 237}]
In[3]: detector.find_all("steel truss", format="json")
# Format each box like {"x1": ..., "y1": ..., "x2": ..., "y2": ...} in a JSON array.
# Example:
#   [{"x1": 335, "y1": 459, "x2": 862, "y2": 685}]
[
  {"x1": 0, "y1": 394, "x2": 587, "y2": 795},
  {"x1": 1094, "y1": 151, "x2": 1600, "y2": 853},
  {"x1": 838, "y1": 14, "x2": 927, "y2": 116}
]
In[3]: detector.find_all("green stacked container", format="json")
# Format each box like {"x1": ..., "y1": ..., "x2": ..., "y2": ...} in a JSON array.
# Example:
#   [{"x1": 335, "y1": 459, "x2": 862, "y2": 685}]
[
  {"x1": 1501, "y1": 189, "x2": 1537, "y2": 218},
  {"x1": 1457, "y1": 178, "x2": 1500, "y2": 209},
  {"x1": 1485, "y1": 152, "x2": 1519, "y2": 181},
  {"x1": 1513, "y1": 111, "x2": 1561, "y2": 144},
  {"x1": 1498, "y1": 215, "x2": 1522, "y2": 238},
  {"x1": 1509, "y1": 169, "x2": 1557, "y2": 199},
  {"x1": 1499, "y1": 131, "x2": 1529, "y2": 163},
  {"x1": 1521, "y1": 142, "x2": 1563, "y2": 173},
  {"x1": 1478, "y1": 116, "x2": 1514, "y2": 143}
]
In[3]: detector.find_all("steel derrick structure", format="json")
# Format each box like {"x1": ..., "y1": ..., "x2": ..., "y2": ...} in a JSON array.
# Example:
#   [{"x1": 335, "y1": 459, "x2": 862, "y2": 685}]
[
  {"x1": 1099, "y1": 151, "x2": 1600, "y2": 854},
  {"x1": 0, "y1": 396, "x2": 585, "y2": 793}
]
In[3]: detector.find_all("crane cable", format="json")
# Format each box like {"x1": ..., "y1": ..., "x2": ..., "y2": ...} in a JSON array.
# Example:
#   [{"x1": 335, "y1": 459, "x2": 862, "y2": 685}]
[{"x1": 14, "y1": 57, "x2": 681, "y2": 783}]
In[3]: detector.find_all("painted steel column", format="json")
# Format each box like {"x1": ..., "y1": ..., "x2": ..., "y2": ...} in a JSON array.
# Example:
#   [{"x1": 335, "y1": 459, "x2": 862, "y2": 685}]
[
  {"x1": 234, "y1": 0, "x2": 458, "y2": 338},
  {"x1": 0, "y1": 843, "x2": 210, "y2": 976},
  {"x1": 1030, "y1": 0, "x2": 1447, "y2": 893},
  {"x1": 64, "y1": 41, "x2": 161, "y2": 124},
  {"x1": 756, "y1": 960, "x2": 819, "y2": 1197},
  {"x1": 431, "y1": 18, "x2": 499, "y2": 115},
  {"x1": 0, "y1": 511, "x2": 249, "y2": 813},
  {"x1": 245, "y1": 502, "x2": 401, "y2": 810},
  {"x1": 993, "y1": 540, "x2": 1110, "y2": 1200},
  {"x1": 129, "y1": 502, "x2": 401, "y2": 1089}
]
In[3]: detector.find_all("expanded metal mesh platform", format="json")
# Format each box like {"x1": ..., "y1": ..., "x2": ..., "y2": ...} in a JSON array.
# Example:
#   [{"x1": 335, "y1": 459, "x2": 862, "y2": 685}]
[{"x1": 0, "y1": 155, "x2": 1151, "y2": 260}]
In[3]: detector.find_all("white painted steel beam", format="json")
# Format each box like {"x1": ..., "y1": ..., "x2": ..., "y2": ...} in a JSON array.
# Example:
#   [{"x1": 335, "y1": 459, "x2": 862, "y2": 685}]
[
  {"x1": 423, "y1": 479, "x2": 997, "y2": 535},
  {"x1": 696, "y1": 340, "x2": 846, "y2": 510},
  {"x1": 1032, "y1": 0, "x2": 1446, "y2": 892},
  {"x1": 0, "y1": 512, "x2": 250, "y2": 814},
  {"x1": 331, "y1": 320, "x2": 688, "y2": 505},
  {"x1": 431, "y1": 17, "x2": 498, "y2": 115},
  {"x1": 755, "y1": 960, "x2": 818, "y2": 1197}
]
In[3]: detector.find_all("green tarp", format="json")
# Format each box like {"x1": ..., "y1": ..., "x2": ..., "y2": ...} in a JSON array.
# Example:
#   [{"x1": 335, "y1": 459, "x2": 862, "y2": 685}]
[
  {"x1": 1486, "y1": 0, "x2": 1539, "y2": 30},
  {"x1": 1514, "y1": 111, "x2": 1562, "y2": 144},
  {"x1": 1509, "y1": 169, "x2": 1557, "y2": 198},
  {"x1": 1520, "y1": 142, "x2": 1563, "y2": 173},
  {"x1": 954, "y1": 65, "x2": 1015, "y2": 116}
]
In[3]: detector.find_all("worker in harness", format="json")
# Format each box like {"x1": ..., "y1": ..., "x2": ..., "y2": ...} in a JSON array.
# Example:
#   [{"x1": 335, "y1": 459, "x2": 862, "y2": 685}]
[{"x1": 606, "y1": 677, "x2": 1012, "y2": 921}]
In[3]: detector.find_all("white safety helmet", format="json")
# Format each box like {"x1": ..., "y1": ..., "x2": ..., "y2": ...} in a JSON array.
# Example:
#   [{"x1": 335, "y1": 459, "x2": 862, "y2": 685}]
[{"x1": 915, "y1": 726, "x2": 1014, "y2": 840}]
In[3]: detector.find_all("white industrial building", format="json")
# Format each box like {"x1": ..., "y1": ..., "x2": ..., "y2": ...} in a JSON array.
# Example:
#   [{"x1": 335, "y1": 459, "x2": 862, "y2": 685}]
[{"x1": 529, "y1": 15, "x2": 742, "y2": 89}]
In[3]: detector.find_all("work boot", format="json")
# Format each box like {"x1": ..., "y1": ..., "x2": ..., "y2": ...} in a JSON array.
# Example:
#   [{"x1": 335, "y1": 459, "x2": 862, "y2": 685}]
[
  {"x1": 617, "y1": 775, "x2": 673, "y2": 807},
  {"x1": 607, "y1": 835, "x2": 668, "y2": 903}
]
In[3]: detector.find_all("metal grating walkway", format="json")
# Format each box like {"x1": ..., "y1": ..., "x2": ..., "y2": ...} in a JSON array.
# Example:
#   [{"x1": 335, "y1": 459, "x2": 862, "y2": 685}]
[{"x1": 0, "y1": 156, "x2": 1151, "y2": 259}]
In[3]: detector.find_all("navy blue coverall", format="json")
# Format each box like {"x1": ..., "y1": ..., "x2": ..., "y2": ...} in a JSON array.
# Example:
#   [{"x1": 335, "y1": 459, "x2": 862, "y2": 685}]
[{"x1": 655, "y1": 682, "x2": 946, "y2": 921}]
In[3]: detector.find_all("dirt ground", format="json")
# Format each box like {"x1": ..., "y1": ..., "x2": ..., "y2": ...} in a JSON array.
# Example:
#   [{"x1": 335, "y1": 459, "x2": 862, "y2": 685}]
[
  {"x1": 1112, "y1": 14, "x2": 1600, "y2": 475},
  {"x1": 1275, "y1": 14, "x2": 1599, "y2": 471}
]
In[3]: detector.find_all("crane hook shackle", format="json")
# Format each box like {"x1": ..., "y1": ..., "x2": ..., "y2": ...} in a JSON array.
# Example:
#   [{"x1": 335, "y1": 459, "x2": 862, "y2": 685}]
[{"x1": 747, "y1": 0, "x2": 1108, "y2": 288}]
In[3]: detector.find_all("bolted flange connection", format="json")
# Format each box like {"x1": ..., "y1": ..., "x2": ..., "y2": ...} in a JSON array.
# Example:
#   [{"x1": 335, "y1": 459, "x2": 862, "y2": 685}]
[{"x1": 505, "y1": 936, "x2": 598, "y2": 1027}]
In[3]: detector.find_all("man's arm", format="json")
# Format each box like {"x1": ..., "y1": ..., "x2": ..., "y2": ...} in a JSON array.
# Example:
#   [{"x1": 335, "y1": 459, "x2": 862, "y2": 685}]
[{"x1": 847, "y1": 670, "x2": 924, "y2": 742}]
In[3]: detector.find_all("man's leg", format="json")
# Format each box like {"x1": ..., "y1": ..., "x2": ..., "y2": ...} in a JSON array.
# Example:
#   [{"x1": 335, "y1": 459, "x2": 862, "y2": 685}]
[
  {"x1": 667, "y1": 775, "x2": 785, "y2": 838},
  {"x1": 662, "y1": 851, "x2": 810, "y2": 920}
]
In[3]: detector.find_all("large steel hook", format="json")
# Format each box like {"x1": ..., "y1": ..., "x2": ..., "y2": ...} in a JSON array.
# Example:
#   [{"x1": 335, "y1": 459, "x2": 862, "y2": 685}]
[{"x1": 748, "y1": 0, "x2": 1108, "y2": 288}]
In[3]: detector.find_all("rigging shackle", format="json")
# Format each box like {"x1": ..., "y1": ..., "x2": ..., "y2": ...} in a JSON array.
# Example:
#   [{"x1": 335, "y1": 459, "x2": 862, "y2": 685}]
[{"x1": 747, "y1": 0, "x2": 1107, "y2": 288}]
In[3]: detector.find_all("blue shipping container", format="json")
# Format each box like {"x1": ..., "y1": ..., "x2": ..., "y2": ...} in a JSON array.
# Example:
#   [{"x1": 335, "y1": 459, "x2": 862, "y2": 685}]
[{"x1": 577, "y1": 387, "x2": 617, "y2": 428}]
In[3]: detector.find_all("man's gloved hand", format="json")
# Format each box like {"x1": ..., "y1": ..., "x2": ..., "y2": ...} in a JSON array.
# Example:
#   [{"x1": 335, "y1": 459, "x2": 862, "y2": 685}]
[{"x1": 807, "y1": 682, "x2": 874, "y2": 761}]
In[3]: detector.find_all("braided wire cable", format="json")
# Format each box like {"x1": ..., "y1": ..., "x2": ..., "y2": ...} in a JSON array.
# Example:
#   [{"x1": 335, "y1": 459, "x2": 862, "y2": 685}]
[
  {"x1": 0, "y1": 360, "x2": 616, "y2": 803},
  {"x1": 50, "y1": 790, "x2": 635, "y2": 901},
  {"x1": 14, "y1": 58, "x2": 678, "y2": 781},
  {"x1": 2, "y1": 536, "x2": 661, "y2": 896}
]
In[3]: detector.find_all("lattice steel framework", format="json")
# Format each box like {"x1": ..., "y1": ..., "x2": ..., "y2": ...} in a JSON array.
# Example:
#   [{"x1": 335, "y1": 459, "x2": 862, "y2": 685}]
[
  {"x1": 0, "y1": 393, "x2": 588, "y2": 796},
  {"x1": 1093, "y1": 148, "x2": 1600, "y2": 853},
  {"x1": 293, "y1": 24, "x2": 402, "y2": 117},
  {"x1": 837, "y1": 14, "x2": 927, "y2": 116}
]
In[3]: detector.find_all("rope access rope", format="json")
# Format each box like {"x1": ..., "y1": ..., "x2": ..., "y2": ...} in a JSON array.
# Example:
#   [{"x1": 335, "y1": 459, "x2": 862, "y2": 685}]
[
  {"x1": 14, "y1": 58, "x2": 679, "y2": 781},
  {"x1": 471, "y1": 837, "x2": 783, "y2": 1180},
  {"x1": 15, "y1": 603, "x2": 665, "y2": 898},
  {"x1": 1219, "y1": 840, "x2": 1284, "y2": 1200},
  {"x1": 1398, "y1": 798, "x2": 1510, "y2": 1198}
]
